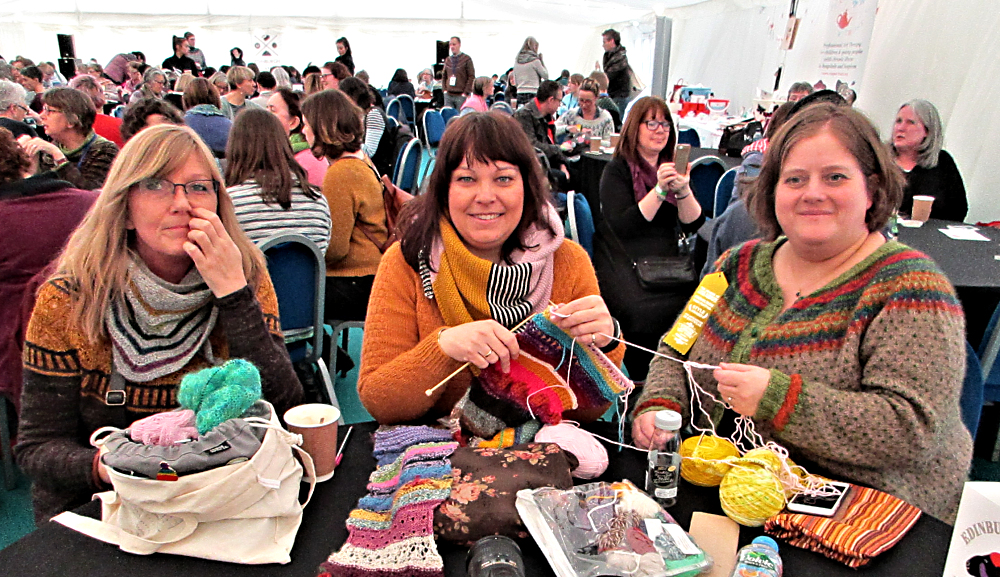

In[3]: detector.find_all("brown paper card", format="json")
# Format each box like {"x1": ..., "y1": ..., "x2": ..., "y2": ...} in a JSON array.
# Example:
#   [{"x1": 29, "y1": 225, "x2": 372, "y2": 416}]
[{"x1": 689, "y1": 512, "x2": 740, "y2": 577}]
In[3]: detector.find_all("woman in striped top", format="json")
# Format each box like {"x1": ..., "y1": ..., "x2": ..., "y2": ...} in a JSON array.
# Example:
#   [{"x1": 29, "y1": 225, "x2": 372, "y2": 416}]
[{"x1": 224, "y1": 108, "x2": 331, "y2": 251}]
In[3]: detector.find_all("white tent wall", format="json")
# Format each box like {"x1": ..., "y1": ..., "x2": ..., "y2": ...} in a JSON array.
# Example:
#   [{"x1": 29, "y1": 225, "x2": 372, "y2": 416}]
[
  {"x1": 859, "y1": 0, "x2": 1000, "y2": 224},
  {"x1": 0, "y1": 15, "x2": 606, "y2": 87},
  {"x1": 662, "y1": 0, "x2": 999, "y2": 223}
]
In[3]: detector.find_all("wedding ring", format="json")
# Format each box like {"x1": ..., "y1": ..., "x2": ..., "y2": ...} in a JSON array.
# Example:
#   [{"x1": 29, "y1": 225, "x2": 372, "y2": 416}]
[
  {"x1": 591, "y1": 334, "x2": 597, "y2": 345},
  {"x1": 483, "y1": 350, "x2": 495, "y2": 359}
]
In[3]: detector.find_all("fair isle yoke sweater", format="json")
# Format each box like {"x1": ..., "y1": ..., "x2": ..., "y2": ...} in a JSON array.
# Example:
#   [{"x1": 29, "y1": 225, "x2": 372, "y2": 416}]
[{"x1": 633, "y1": 239, "x2": 972, "y2": 523}]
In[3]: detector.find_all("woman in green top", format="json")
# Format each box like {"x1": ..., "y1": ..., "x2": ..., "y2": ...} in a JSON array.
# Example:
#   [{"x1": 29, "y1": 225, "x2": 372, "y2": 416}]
[
  {"x1": 265, "y1": 87, "x2": 328, "y2": 187},
  {"x1": 17, "y1": 87, "x2": 119, "y2": 190}
]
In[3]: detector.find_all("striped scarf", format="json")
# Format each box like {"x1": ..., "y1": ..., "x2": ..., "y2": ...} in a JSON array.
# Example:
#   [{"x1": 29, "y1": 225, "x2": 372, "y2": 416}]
[
  {"x1": 765, "y1": 485, "x2": 921, "y2": 568},
  {"x1": 106, "y1": 258, "x2": 218, "y2": 382},
  {"x1": 419, "y1": 205, "x2": 563, "y2": 329}
]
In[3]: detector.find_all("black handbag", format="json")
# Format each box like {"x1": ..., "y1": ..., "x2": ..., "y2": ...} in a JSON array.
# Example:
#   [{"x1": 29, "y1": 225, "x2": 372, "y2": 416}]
[{"x1": 601, "y1": 218, "x2": 697, "y2": 291}]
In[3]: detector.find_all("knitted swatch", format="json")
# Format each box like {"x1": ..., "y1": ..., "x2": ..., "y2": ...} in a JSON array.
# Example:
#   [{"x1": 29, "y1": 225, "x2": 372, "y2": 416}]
[
  {"x1": 462, "y1": 312, "x2": 632, "y2": 438},
  {"x1": 319, "y1": 426, "x2": 457, "y2": 577},
  {"x1": 178, "y1": 359, "x2": 262, "y2": 434}
]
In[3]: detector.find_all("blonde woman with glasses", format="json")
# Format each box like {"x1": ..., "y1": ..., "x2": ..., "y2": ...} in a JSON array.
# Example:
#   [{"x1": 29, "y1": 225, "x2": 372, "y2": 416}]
[{"x1": 16, "y1": 124, "x2": 303, "y2": 523}]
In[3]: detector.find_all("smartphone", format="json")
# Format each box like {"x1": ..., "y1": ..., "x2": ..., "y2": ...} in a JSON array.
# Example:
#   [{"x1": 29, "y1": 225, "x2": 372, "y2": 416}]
[
  {"x1": 674, "y1": 144, "x2": 691, "y2": 175},
  {"x1": 786, "y1": 481, "x2": 851, "y2": 516}
]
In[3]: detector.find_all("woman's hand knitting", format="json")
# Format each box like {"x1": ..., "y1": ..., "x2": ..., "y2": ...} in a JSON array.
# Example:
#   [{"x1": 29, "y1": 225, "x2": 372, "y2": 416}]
[
  {"x1": 550, "y1": 296, "x2": 615, "y2": 348},
  {"x1": 184, "y1": 207, "x2": 248, "y2": 298},
  {"x1": 438, "y1": 320, "x2": 519, "y2": 373},
  {"x1": 714, "y1": 362, "x2": 771, "y2": 416}
]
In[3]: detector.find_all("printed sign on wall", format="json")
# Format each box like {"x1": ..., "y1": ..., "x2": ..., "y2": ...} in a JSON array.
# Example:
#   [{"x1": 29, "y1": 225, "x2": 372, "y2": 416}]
[{"x1": 815, "y1": 0, "x2": 878, "y2": 92}]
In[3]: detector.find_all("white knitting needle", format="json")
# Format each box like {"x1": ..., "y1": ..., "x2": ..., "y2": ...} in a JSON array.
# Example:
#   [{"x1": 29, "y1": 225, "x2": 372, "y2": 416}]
[{"x1": 424, "y1": 313, "x2": 537, "y2": 397}]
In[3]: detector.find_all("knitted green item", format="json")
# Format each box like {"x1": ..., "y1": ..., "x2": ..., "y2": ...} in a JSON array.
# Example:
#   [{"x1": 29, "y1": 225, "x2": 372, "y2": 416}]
[{"x1": 178, "y1": 359, "x2": 262, "y2": 434}]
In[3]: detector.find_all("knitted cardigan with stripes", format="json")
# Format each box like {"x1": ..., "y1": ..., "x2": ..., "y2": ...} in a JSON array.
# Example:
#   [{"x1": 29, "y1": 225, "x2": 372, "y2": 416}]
[{"x1": 634, "y1": 239, "x2": 972, "y2": 523}]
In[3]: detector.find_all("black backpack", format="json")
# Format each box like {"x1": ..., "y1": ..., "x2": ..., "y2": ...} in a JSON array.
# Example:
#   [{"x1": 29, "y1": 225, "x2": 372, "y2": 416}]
[{"x1": 370, "y1": 107, "x2": 413, "y2": 178}]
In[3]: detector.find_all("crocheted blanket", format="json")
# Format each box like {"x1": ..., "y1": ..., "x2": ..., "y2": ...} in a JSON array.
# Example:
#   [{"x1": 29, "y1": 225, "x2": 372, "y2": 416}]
[{"x1": 319, "y1": 426, "x2": 457, "y2": 577}]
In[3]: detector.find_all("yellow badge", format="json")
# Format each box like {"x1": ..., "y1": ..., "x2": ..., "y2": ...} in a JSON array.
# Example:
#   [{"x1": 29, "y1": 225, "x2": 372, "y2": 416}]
[{"x1": 663, "y1": 272, "x2": 729, "y2": 354}]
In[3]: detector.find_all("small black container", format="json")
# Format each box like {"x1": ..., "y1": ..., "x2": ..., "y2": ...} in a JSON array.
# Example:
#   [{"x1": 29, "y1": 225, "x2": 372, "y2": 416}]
[{"x1": 467, "y1": 535, "x2": 525, "y2": 577}]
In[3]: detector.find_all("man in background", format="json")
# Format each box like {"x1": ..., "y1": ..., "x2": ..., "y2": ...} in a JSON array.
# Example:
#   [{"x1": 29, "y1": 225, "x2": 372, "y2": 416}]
[
  {"x1": 184, "y1": 32, "x2": 206, "y2": 71},
  {"x1": 601, "y1": 29, "x2": 631, "y2": 115},
  {"x1": 787, "y1": 81, "x2": 814, "y2": 102},
  {"x1": 0, "y1": 80, "x2": 38, "y2": 139},
  {"x1": 251, "y1": 71, "x2": 276, "y2": 107},
  {"x1": 17, "y1": 66, "x2": 45, "y2": 113},
  {"x1": 443, "y1": 36, "x2": 474, "y2": 110}
]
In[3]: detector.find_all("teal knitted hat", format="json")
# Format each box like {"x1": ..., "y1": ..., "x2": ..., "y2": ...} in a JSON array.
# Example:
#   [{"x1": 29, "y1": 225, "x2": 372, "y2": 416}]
[{"x1": 178, "y1": 359, "x2": 262, "y2": 434}]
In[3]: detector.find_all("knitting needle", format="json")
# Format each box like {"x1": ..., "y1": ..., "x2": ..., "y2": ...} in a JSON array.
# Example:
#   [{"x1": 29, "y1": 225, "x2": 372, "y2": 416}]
[
  {"x1": 424, "y1": 313, "x2": 538, "y2": 397},
  {"x1": 334, "y1": 426, "x2": 354, "y2": 467}
]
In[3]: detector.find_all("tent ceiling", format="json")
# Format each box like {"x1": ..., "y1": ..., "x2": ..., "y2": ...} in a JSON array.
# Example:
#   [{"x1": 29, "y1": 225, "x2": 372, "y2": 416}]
[{"x1": 0, "y1": 0, "x2": 709, "y2": 25}]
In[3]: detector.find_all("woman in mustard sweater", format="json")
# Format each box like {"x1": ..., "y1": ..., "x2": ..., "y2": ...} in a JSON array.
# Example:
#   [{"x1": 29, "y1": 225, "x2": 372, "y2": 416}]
[
  {"x1": 358, "y1": 112, "x2": 625, "y2": 424},
  {"x1": 302, "y1": 89, "x2": 387, "y2": 321}
]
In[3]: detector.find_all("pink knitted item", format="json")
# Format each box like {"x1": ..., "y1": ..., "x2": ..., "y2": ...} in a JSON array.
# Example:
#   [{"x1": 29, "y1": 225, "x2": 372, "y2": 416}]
[{"x1": 129, "y1": 409, "x2": 199, "y2": 446}]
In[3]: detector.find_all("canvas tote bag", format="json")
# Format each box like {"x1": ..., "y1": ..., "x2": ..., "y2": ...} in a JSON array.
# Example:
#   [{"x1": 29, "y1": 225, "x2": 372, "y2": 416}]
[{"x1": 53, "y1": 402, "x2": 315, "y2": 564}]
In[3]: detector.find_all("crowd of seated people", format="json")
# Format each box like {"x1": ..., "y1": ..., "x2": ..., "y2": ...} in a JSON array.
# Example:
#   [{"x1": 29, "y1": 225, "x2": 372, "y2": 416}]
[{"x1": 0, "y1": 30, "x2": 977, "y2": 529}]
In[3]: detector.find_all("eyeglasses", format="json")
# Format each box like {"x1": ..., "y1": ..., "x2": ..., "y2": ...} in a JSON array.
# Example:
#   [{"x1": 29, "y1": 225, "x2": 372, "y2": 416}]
[
  {"x1": 321, "y1": 73, "x2": 333, "y2": 78},
  {"x1": 11, "y1": 103, "x2": 29, "y2": 113},
  {"x1": 135, "y1": 178, "x2": 219, "y2": 200},
  {"x1": 578, "y1": 98, "x2": 596, "y2": 105},
  {"x1": 41, "y1": 105, "x2": 63, "y2": 115},
  {"x1": 644, "y1": 120, "x2": 672, "y2": 131}
]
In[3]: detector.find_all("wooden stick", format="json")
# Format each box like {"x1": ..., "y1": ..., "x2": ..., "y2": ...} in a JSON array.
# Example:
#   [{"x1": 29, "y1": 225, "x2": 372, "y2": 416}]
[{"x1": 424, "y1": 313, "x2": 538, "y2": 397}]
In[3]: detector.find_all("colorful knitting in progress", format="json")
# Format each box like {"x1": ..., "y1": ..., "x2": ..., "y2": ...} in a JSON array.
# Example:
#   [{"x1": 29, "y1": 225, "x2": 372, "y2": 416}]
[
  {"x1": 319, "y1": 426, "x2": 458, "y2": 577},
  {"x1": 473, "y1": 312, "x2": 632, "y2": 427}
]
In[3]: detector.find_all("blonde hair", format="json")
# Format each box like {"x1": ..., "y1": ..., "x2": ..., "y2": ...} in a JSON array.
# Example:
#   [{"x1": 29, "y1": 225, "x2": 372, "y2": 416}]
[{"x1": 54, "y1": 124, "x2": 266, "y2": 343}]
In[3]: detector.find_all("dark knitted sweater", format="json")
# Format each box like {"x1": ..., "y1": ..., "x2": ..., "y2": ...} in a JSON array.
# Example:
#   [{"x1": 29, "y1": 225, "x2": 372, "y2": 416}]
[
  {"x1": 634, "y1": 239, "x2": 972, "y2": 523},
  {"x1": 16, "y1": 276, "x2": 304, "y2": 522},
  {"x1": 39, "y1": 133, "x2": 119, "y2": 191}
]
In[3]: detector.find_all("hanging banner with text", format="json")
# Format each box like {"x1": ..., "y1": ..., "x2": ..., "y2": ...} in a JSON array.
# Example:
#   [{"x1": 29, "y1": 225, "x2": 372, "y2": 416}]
[{"x1": 816, "y1": 0, "x2": 878, "y2": 94}]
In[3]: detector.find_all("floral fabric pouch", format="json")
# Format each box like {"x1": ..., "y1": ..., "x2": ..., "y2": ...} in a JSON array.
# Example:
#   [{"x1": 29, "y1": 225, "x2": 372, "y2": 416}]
[{"x1": 433, "y1": 442, "x2": 577, "y2": 543}]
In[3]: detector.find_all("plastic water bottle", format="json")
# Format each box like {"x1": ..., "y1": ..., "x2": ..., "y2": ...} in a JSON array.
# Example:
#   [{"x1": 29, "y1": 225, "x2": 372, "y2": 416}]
[
  {"x1": 467, "y1": 535, "x2": 525, "y2": 577},
  {"x1": 645, "y1": 410, "x2": 682, "y2": 507},
  {"x1": 730, "y1": 536, "x2": 783, "y2": 577}
]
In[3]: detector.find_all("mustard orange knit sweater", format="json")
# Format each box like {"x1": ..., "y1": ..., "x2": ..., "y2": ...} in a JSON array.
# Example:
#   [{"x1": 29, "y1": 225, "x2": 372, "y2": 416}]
[{"x1": 359, "y1": 240, "x2": 625, "y2": 424}]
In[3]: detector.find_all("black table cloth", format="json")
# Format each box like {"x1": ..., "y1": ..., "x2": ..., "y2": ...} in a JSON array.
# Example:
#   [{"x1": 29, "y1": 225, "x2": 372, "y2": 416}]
[
  {"x1": 898, "y1": 219, "x2": 1000, "y2": 349},
  {"x1": 0, "y1": 421, "x2": 951, "y2": 576}
]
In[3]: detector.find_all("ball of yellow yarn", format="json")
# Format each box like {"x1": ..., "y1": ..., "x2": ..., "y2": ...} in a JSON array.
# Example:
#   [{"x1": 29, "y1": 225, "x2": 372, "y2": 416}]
[
  {"x1": 680, "y1": 435, "x2": 741, "y2": 487},
  {"x1": 742, "y1": 447, "x2": 805, "y2": 497},
  {"x1": 718, "y1": 458, "x2": 787, "y2": 527}
]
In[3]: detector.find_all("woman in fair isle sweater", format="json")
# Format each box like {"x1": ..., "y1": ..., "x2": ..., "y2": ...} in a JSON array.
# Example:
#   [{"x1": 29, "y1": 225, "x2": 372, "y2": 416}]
[
  {"x1": 632, "y1": 103, "x2": 972, "y2": 523},
  {"x1": 16, "y1": 125, "x2": 303, "y2": 522}
]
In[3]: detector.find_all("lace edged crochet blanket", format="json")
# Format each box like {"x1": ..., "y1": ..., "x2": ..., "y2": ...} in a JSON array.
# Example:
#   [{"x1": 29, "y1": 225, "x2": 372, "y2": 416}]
[{"x1": 319, "y1": 426, "x2": 457, "y2": 577}]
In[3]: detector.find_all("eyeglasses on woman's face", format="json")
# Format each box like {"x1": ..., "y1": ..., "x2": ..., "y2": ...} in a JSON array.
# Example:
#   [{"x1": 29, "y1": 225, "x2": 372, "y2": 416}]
[
  {"x1": 134, "y1": 177, "x2": 219, "y2": 202},
  {"x1": 41, "y1": 105, "x2": 63, "y2": 115},
  {"x1": 643, "y1": 120, "x2": 671, "y2": 131}
]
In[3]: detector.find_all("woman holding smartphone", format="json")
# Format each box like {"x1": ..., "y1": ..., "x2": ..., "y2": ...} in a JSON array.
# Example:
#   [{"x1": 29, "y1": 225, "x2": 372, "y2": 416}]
[{"x1": 593, "y1": 96, "x2": 704, "y2": 379}]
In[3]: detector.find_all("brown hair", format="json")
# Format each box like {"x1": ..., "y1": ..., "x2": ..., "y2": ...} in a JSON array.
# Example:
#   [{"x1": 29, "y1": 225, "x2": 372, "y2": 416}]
[
  {"x1": 588, "y1": 71, "x2": 609, "y2": 92},
  {"x1": 322, "y1": 62, "x2": 351, "y2": 80},
  {"x1": 0, "y1": 127, "x2": 30, "y2": 184},
  {"x1": 224, "y1": 108, "x2": 317, "y2": 209},
  {"x1": 578, "y1": 79, "x2": 600, "y2": 99},
  {"x1": 747, "y1": 103, "x2": 904, "y2": 240},
  {"x1": 398, "y1": 112, "x2": 554, "y2": 271},
  {"x1": 303, "y1": 73, "x2": 323, "y2": 96},
  {"x1": 43, "y1": 87, "x2": 96, "y2": 135},
  {"x1": 300, "y1": 89, "x2": 364, "y2": 161},
  {"x1": 271, "y1": 88, "x2": 305, "y2": 135},
  {"x1": 120, "y1": 98, "x2": 184, "y2": 142},
  {"x1": 614, "y1": 96, "x2": 675, "y2": 167},
  {"x1": 182, "y1": 77, "x2": 221, "y2": 110}
]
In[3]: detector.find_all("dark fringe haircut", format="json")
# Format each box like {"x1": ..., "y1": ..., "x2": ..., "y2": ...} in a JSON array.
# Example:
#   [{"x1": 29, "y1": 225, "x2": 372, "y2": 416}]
[{"x1": 398, "y1": 111, "x2": 555, "y2": 272}]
